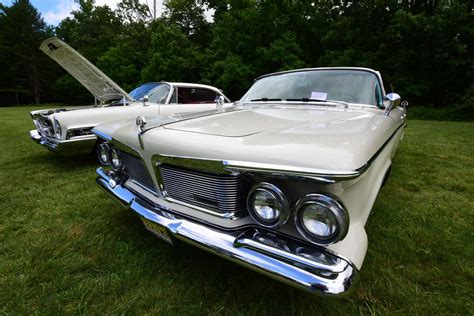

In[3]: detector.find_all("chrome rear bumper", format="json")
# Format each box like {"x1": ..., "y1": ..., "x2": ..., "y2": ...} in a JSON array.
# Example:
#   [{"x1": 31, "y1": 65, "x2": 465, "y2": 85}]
[
  {"x1": 96, "y1": 168, "x2": 358, "y2": 297},
  {"x1": 30, "y1": 129, "x2": 97, "y2": 154}
]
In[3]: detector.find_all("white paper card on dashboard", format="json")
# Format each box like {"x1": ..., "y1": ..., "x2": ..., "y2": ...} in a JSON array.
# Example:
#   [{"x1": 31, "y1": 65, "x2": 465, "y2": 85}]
[{"x1": 310, "y1": 92, "x2": 327, "y2": 100}]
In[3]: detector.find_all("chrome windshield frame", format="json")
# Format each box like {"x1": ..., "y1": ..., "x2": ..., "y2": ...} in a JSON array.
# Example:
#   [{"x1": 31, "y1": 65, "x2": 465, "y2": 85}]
[{"x1": 240, "y1": 67, "x2": 386, "y2": 108}]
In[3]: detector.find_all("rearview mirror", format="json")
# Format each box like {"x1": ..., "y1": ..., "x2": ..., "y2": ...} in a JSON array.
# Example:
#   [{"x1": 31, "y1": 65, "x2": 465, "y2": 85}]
[
  {"x1": 216, "y1": 95, "x2": 225, "y2": 110},
  {"x1": 384, "y1": 93, "x2": 401, "y2": 115},
  {"x1": 139, "y1": 95, "x2": 149, "y2": 106}
]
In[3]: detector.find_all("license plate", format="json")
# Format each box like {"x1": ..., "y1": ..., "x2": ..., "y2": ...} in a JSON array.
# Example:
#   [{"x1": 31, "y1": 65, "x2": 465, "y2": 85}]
[{"x1": 142, "y1": 219, "x2": 174, "y2": 245}]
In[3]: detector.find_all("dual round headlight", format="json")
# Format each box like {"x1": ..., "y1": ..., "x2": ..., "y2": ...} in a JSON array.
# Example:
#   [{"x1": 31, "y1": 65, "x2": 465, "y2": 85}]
[
  {"x1": 248, "y1": 184, "x2": 348, "y2": 244},
  {"x1": 97, "y1": 143, "x2": 123, "y2": 170},
  {"x1": 97, "y1": 143, "x2": 110, "y2": 166},
  {"x1": 109, "y1": 148, "x2": 122, "y2": 170},
  {"x1": 295, "y1": 194, "x2": 348, "y2": 244},
  {"x1": 247, "y1": 183, "x2": 289, "y2": 228},
  {"x1": 53, "y1": 119, "x2": 62, "y2": 139}
]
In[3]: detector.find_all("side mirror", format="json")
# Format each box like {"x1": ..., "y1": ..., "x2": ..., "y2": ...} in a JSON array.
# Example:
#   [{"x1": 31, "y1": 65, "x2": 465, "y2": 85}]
[
  {"x1": 139, "y1": 95, "x2": 149, "y2": 106},
  {"x1": 216, "y1": 95, "x2": 225, "y2": 110},
  {"x1": 384, "y1": 93, "x2": 401, "y2": 115}
]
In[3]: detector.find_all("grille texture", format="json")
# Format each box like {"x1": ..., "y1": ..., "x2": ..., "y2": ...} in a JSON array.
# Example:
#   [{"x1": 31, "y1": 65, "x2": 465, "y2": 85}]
[
  {"x1": 161, "y1": 165, "x2": 244, "y2": 214},
  {"x1": 120, "y1": 151, "x2": 156, "y2": 192}
]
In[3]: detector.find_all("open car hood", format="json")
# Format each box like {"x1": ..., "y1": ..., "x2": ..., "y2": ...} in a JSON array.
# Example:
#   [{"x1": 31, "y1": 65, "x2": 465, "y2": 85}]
[{"x1": 40, "y1": 37, "x2": 133, "y2": 103}]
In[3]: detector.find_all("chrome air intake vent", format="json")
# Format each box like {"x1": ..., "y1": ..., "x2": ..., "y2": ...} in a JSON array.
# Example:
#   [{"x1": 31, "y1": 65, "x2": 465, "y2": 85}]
[
  {"x1": 120, "y1": 151, "x2": 157, "y2": 193},
  {"x1": 160, "y1": 165, "x2": 245, "y2": 217}
]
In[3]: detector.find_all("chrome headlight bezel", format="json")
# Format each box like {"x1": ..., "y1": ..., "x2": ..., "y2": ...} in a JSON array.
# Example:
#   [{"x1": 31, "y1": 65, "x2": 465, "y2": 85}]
[
  {"x1": 294, "y1": 194, "x2": 349, "y2": 245},
  {"x1": 109, "y1": 147, "x2": 123, "y2": 171},
  {"x1": 247, "y1": 182, "x2": 289, "y2": 228},
  {"x1": 97, "y1": 142, "x2": 111, "y2": 166},
  {"x1": 53, "y1": 119, "x2": 62, "y2": 139}
]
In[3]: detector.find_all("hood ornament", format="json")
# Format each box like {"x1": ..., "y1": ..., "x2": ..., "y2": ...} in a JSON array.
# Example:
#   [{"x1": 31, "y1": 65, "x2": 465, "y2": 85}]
[
  {"x1": 135, "y1": 115, "x2": 147, "y2": 133},
  {"x1": 136, "y1": 116, "x2": 147, "y2": 133},
  {"x1": 136, "y1": 116, "x2": 147, "y2": 150}
]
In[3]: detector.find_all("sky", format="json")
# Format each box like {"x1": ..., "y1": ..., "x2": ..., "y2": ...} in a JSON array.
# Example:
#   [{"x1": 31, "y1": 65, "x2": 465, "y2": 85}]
[{"x1": 0, "y1": 0, "x2": 164, "y2": 25}]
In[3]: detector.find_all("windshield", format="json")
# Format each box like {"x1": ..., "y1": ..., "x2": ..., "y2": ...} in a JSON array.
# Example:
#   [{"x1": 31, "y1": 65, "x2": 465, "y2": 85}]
[
  {"x1": 148, "y1": 84, "x2": 171, "y2": 104},
  {"x1": 128, "y1": 82, "x2": 161, "y2": 100},
  {"x1": 241, "y1": 70, "x2": 383, "y2": 107}
]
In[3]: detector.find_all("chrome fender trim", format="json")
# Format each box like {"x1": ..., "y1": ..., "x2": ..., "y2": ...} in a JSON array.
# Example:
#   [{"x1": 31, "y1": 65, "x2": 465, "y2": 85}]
[{"x1": 30, "y1": 129, "x2": 96, "y2": 154}]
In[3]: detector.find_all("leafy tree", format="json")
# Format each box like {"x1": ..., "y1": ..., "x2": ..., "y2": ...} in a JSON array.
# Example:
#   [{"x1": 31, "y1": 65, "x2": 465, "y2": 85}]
[
  {"x1": 141, "y1": 20, "x2": 204, "y2": 83},
  {"x1": 52, "y1": 0, "x2": 123, "y2": 104},
  {"x1": 56, "y1": 0, "x2": 121, "y2": 63},
  {"x1": 97, "y1": 0, "x2": 152, "y2": 91},
  {"x1": 0, "y1": 0, "x2": 53, "y2": 104},
  {"x1": 0, "y1": 0, "x2": 472, "y2": 113}
]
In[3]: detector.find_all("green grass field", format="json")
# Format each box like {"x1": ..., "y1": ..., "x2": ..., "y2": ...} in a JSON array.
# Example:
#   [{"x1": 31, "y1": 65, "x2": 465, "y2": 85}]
[{"x1": 0, "y1": 106, "x2": 472, "y2": 314}]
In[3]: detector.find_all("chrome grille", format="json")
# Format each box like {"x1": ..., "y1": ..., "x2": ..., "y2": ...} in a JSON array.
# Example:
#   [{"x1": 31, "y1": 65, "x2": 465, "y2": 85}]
[
  {"x1": 161, "y1": 165, "x2": 244, "y2": 214},
  {"x1": 120, "y1": 151, "x2": 156, "y2": 193}
]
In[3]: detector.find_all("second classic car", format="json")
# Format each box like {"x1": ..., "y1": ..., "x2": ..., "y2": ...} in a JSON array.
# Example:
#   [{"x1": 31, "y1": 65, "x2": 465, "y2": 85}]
[
  {"x1": 30, "y1": 37, "x2": 230, "y2": 154},
  {"x1": 92, "y1": 67, "x2": 407, "y2": 296}
]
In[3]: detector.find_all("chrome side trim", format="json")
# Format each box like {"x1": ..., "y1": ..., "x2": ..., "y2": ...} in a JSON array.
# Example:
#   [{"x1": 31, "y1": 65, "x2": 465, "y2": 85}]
[
  {"x1": 96, "y1": 168, "x2": 359, "y2": 296},
  {"x1": 92, "y1": 128, "x2": 112, "y2": 141},
  {"x1": 224, "y1": 160, "x2": 358, "y2": 181},
  {"x1": 30, "y1": 129, "x2": 97, "y2": 154}
]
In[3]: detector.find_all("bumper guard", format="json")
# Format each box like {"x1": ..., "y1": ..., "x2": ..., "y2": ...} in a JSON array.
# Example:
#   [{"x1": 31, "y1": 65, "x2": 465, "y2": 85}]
[{"x1": 30, "y1": 129, "x2": 96, "y2": 154}]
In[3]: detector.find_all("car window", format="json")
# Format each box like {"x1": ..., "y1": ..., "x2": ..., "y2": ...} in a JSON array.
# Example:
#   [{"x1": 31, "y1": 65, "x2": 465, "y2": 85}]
[
  {"x1": 147, "y1": 84, "x2": 171, "y2": 104},
  {"x1": 241, "y1": 70, "x2": 382, "y2": 106},
  {"x1": 177, "y1": 88, "x2": 218, "y2": 104},
  {"x1": 128, "y1": 82, "x2": 160, "y2": 100}
]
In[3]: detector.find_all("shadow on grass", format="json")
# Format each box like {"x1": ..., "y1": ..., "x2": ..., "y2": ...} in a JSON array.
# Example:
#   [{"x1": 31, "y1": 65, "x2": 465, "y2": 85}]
[
  {"x1": 28, "y1": 151, "x2": 97, "y2": 170},
  {"x1": 107, "y1": 205, "x2": 324, "y2": 310}
]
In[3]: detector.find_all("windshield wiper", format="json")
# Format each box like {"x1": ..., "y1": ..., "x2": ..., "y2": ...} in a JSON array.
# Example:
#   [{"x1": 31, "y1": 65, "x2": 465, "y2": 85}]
[
  {"x1": 250, "y1": 98, "x2": 282, "y2": 102},
  {"x1": 286, "y1": 98, "x2": 349, "y2": 107}
]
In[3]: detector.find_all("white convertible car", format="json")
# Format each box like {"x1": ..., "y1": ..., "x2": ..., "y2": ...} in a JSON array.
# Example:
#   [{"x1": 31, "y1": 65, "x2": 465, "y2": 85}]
[
  {"x1": 29, "y1": 37, "x2": 230, "y2": 154},
  {"x1": 93, "y1": 67, "x2": 407, "y2": 296}
]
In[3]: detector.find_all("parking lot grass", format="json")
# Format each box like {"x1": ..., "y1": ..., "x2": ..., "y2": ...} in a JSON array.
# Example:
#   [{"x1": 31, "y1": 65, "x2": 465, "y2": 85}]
[{"x1": 0, "y1": 106, "x2": 472, "y2": 314}]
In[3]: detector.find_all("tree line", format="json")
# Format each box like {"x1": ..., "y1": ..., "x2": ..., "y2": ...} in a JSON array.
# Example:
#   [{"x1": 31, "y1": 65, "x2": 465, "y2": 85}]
[{"x1": 0, "y1": 0, "x2": 472, "y2": 112}]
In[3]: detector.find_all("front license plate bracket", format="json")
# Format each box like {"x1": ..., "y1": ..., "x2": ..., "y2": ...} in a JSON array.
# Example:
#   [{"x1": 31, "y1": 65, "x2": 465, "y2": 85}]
[{"x1": 142, "y1": 219, "x2": 174, "y2": 245}]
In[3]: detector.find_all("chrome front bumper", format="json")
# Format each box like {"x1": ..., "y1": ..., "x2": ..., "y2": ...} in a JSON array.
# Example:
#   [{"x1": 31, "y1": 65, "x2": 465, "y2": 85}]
[
  {"x1": 30, "y1": 129, "x2": 97, "y2": 154},
  {"x1": 96, "y1": 168, "x2": 358, "y2": 296}
]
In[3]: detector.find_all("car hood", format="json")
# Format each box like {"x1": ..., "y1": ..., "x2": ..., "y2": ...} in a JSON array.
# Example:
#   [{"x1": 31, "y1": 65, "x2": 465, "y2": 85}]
[
  {"x1": 162, "y1": 106, "x2": 374, "y2": 137},
  {"x1": 40, "y1": 37, "x2": 133, "y2": 103},
  {"x1": 101, "y1": 105, "x2": 400, "y2": 172}
]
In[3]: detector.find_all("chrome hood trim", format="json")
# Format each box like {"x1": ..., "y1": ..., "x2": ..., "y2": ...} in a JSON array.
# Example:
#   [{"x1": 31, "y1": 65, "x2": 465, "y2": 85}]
[{"x1": 40, "y1": 37, "x2": 133, "y2": 103}]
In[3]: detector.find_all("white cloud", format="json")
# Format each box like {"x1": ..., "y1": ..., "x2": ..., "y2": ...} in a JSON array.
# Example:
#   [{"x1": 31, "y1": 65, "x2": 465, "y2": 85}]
[
  {"x1": 42, "y1": 0, "x2": 161, "y2": 25},
  {"x1": 95, "y1": 0, "x2": 165, "y2": 16},
  {"x1": 41, "y1": 0, "x2": 214, "y2": 26},
  {"x1": 43, "y1": 0, "x2": 79, "y2": 25}
]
